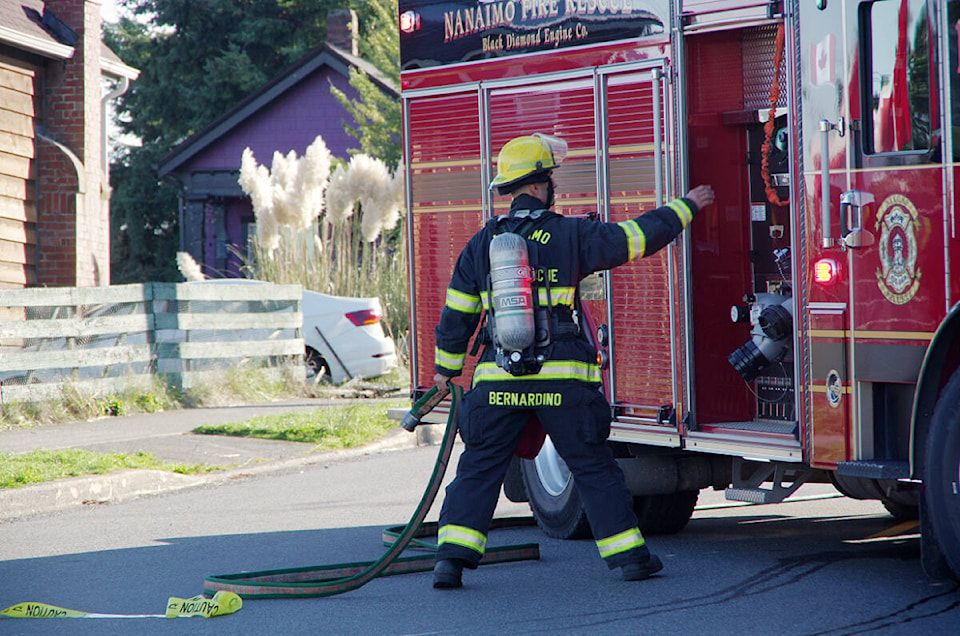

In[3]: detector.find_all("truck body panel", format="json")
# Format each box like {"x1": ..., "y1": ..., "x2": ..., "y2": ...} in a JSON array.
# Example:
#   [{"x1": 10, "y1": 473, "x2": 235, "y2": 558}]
[{"x1": 400, "y1": 0, "x2": 960, "y2": 578}]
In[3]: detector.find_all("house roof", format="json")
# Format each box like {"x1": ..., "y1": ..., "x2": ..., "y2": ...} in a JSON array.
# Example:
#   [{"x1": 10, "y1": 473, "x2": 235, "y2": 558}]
[
  {"x1": 157, "y1": 43, "x2": 397, "y2": 178},
  {"x1": 0, "y1": 0, "x2": 139, "y2": 79}
]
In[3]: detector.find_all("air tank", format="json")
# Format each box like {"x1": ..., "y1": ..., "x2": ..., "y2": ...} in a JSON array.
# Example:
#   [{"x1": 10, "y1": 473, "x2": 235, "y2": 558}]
[{"x1": 489, "y1": 232, "x2": 535, "y2": 351}]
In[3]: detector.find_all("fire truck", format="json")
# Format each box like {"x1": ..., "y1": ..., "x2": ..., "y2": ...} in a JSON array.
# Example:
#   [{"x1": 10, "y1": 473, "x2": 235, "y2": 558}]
[{"x1": 397, "y1": 0, "x2": 960, "y2": 579}]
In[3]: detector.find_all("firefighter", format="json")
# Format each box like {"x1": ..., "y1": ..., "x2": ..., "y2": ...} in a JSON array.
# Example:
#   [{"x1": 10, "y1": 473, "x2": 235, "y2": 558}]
[{"x1": 431, "y1": 133, "x2": 714, "y2": 589}]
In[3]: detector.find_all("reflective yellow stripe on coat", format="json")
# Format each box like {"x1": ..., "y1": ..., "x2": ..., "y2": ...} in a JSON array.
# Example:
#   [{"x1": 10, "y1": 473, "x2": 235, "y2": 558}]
[
  {"x1": 472, "y1": 360, "x2": 601, "y2": 386},
  {"x1": 445, "y1": 288, "x2": 482, "y2": 314},
  {"x1": 435, "y1": 347, "x2": 466, "y2": 373}
]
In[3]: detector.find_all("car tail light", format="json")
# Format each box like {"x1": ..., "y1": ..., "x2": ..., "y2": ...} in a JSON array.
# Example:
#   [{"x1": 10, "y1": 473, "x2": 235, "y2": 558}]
[
  {"x1": 346, "y1": 309, "x2": 381, "y2": 326},
  {"x1": 814, "y1": 258, "x2": 841, "y2": 286}
]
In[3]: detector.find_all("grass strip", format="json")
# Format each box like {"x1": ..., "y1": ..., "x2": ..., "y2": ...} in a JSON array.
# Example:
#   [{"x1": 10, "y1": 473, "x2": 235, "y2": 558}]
[
  {"x1": 193, "y1": 399, "x2": 409, "y2": 449},
  {"x1": 0, "y1": 449, "x2": 219, "y2": 489}
]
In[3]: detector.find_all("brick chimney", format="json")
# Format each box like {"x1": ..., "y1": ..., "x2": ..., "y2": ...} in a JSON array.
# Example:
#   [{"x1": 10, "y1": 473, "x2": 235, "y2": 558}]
[
  {"x1": 327, "y1": 9, "x2": 359, "y2": 56},
  {"x1": 36, "y1": 0, "x2": 107, "y2": 287}
]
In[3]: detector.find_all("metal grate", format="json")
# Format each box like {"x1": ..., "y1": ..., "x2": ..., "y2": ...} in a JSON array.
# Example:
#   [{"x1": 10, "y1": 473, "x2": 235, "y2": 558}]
[{"x1": 742, "y1": 24, "x2": 787, "y2": 111}]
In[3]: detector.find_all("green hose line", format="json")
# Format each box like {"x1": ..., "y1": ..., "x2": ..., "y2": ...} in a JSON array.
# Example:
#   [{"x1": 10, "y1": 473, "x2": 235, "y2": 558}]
[{"x1": 204, "y1": 383, "x2": 540, "y2": 599}]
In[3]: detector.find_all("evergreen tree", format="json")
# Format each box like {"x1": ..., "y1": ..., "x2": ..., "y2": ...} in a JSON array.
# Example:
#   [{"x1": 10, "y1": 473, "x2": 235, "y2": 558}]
[
  {"x1": 330, "y1": 0, "x2": 401, "y2": 169},
  {"x1": 106, "y1": 0, "x2": 395, "y2": 283}
]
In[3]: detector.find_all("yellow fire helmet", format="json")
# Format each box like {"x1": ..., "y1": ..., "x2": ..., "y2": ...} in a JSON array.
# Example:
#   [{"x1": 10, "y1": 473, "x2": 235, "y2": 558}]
[{"x1": 490, "y1": 133, "x2": 568, "y2": 191}]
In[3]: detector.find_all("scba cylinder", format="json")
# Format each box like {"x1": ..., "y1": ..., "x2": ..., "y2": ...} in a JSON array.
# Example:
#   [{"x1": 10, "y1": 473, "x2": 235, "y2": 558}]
[{"x1": 489, "y1": 232, "x2": 535, "y2": 351}]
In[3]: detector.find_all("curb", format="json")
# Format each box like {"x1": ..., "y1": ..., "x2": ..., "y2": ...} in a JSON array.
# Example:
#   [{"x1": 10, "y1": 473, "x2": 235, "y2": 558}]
[
  {"x1": 0, "y1": 426, "x2": 446, "y2": 522},
  {"x1": 0, "y1": 470, "x2": 205, "y2": 520}
]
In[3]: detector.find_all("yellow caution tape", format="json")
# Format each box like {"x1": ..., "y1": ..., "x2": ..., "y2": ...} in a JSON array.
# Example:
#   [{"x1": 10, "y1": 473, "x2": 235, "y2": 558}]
[
  {"x1": 1, "y1": 591, "x2": 241, "y2": 619},
  {"x1": 1, "y1": 603, "x2": 89, "y2": 619},
  {"x1": 165, "y1": 592, "x2": 242, "y2": 618}
]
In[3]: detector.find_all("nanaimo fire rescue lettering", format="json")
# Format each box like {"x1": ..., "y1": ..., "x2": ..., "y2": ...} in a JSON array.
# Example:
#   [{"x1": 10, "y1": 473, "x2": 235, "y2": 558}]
[
  {"x1": 444, "y1": 2, "x2": 514, "y2": 42},
  {"x1": 529, "y1": 229, "x2": 551, "y2": 244},
  {"x1": 441, "y1": 0, "x2": 659, "y2": 43},
  {"x1": 402, "y1": 0, "x2": 663, "y2": 70},
  {"x1": 535, "y1": 268, "x2": 559, "y2": 283},
  {"x1": 489, "y1": 391, "x2": 563, "y2": 406}
]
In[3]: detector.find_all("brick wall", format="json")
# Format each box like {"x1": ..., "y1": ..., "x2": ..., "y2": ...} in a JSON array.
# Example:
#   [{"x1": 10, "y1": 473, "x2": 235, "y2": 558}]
[
  {"x1": 327, "y1": 9, "x2": 358, "y2": 56},
  {"x1": 37, "y1": 0, "x2": 107, "y2": 287}
]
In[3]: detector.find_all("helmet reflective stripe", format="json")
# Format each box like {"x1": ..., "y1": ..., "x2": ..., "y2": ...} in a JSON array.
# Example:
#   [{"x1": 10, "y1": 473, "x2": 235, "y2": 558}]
[
  {"x1": 490, "y1": 134, "x2": 568, "y2": 190},
  {"x1": 435, "y1": 347, "x2": 466, "y2": 372},
  {"x1": 438, "y1": 524, "x2": 487, "y2": 555},
  {"x1": 666, "y1": 199, "x2": 695, "y2": 226},
  {"x1": 617, "y1": 219, "x2": 648, "y2": 260},
  {"x1": 446, "y1": 288, "x2": 482, "y2": 314},
  {"x1": 596, "y1": 527, "x2": 645, "y2": 559},
  {"x1": 472, "y1": 360, "x2": 600, "y2": 385}
]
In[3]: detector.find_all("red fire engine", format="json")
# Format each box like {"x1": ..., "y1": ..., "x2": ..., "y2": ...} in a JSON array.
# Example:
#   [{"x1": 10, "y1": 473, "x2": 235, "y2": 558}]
[{"x1": 398, "y1": 0, "x2": 960, "y2": 580}]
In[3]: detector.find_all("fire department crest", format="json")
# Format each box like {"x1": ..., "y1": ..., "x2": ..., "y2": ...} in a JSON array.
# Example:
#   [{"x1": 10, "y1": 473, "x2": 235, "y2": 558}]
[{"x1": 874, "y1": 194, "x2": 920, "y2": 305}]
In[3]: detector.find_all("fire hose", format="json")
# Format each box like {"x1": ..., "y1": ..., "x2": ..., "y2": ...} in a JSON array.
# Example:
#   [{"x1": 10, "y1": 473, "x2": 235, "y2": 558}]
[
  {"x1": 2, "y1": 383, "x2": 539, "y2": 619},
  {"x1": 202, "y1": 381, "x2": 540, "y2": 598}
]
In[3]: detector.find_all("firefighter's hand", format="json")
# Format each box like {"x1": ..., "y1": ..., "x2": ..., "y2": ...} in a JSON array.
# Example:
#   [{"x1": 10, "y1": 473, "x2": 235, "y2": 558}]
[
  {"x1": 434, "y1": 373, "x2": 451, "y2": 392},
  {"x1": 685, "y1": 185, "x2": 715, "y2": 211}
]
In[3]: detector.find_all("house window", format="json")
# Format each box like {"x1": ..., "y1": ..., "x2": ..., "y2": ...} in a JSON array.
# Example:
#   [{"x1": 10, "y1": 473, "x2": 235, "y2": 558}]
[{"x1": 860, "y1": 0, "x2": 931, "y2": 156}]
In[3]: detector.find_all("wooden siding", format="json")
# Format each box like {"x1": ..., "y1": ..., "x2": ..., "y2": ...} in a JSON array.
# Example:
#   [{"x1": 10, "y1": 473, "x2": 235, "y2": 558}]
[{"x1": 0, "y1": 56, "x2": 38, "y2": 289}]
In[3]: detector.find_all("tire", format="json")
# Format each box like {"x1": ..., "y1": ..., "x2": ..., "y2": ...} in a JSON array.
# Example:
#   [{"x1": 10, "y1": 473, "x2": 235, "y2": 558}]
[
  {"x1": 881, "y1": 498, "x2": 919, "y2": 521},
  {"x1": 503, "y1": 455, "x2": 528, "y2": 502},
  {"x1": 923, "y1": 368, "x2": 960, "y2": 580},
  {"x1": 305, "y1": 348, "x2": 330, "y2": 382},
  {"x1": 633, "y1": 490, "x2": 699, "y2": 535},
  {"x1": 520, "y1": 437, "x2": 591, "y2": 540}
]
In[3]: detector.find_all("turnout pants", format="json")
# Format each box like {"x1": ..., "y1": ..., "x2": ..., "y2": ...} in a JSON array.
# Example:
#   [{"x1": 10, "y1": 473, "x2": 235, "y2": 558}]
[{"x1": 436, "y1": 380, "x2": 650, "y2": 569}]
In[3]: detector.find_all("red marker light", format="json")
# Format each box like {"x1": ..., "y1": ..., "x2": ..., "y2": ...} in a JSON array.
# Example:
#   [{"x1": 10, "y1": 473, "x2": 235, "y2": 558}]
[
  {"x1": 400, "y1": 11, "x2": 420, "y2": 33},
  {"x1": 814, "y1": 258, "x2": 840, "y2": 285}
]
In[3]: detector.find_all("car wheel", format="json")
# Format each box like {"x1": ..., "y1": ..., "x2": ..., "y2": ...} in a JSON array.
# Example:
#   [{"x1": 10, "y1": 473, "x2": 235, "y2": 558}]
[
  {"x1": 520, "y1": 437, "x2": 592, "y2": 540},
  {"x1": 305, "y1": 348, "x2": 330, "y2": 382}
]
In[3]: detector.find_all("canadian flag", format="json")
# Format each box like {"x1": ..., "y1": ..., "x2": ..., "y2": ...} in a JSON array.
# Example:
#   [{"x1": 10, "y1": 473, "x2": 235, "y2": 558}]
[{"x1": 810, "y1": 34, "x2": 836, "y2": 87}]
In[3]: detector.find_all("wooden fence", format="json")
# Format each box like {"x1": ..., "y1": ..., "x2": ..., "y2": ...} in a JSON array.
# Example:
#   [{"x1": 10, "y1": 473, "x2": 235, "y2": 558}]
[{"x1": 0, "y1": 282, "x2": 303, "y2": 403}]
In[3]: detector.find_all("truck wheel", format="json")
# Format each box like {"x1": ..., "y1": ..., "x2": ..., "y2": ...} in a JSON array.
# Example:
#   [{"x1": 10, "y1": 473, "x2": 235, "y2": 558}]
[
  {"x1": 923, "y1": 367, "x2": 960, "y2": 580},
  {"x1": 633, "y1": 490, "x2": 699, "y2": 535},
  {"x1": 520, "y1": 438, "x2": 591, "y2": 540},
  {"x1": 881, "y1": 499, "x2": 919, "y2": 521},
  {"x1": 503, "y1": 456, "x2": 528, "y2": 502}
]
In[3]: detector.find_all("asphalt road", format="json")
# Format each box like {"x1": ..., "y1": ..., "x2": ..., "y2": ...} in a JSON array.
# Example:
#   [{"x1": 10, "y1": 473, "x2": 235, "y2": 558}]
[{"x1": 1, "y1": 440, "x2": 958, "y2": 635}]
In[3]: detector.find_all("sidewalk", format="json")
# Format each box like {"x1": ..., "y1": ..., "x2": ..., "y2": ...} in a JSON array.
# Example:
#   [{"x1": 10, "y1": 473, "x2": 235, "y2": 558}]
[{"x1": 0, "y1": 398, "x2": 434, "y2": 521}]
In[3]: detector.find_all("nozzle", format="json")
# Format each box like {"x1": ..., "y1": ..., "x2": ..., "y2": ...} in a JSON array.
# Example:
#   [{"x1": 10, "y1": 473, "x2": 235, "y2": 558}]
[
  {"x1": 401, "y1": 411, "x2": 421, "y2": 432},
  {"x1": 401, "y1": 384, "x2": 451, "y2": 432}
]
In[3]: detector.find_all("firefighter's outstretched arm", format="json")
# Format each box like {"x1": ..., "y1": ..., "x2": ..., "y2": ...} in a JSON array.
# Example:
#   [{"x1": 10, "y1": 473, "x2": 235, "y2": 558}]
[{"x1": 579, "y1": 184, "x2": 714, "y2": 273}]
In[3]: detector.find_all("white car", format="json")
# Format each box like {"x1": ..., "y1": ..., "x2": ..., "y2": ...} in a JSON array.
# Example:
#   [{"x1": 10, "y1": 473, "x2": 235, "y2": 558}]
[
  {"x1": 191, "y1": 280, "x2": 397, "y2": 384},
  {"x1": 301, "y1": 289, "x2": 397, "y2": 384}
]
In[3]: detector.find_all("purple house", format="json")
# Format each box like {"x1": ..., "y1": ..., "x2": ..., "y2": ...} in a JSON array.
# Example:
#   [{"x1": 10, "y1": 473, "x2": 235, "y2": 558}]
[{"x1": 157, "y1": 11, "x2": 397, "y2": 278}]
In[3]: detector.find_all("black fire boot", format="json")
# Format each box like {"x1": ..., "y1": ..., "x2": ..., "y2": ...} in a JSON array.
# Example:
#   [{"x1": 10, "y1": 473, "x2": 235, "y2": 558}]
[
  {"x1": 433, "y1": 559, "x2": 464, "y2": 589},
  {"x1": 621, "y1": 554, "x2": 663, "y2": 581}
]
